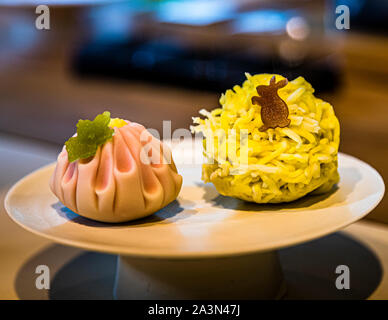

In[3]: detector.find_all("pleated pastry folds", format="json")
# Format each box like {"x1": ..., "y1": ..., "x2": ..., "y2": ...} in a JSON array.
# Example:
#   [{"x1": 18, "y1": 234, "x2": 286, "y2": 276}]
[{"x1": 50, "y1": 122, "x2": 182, "y2": 223}]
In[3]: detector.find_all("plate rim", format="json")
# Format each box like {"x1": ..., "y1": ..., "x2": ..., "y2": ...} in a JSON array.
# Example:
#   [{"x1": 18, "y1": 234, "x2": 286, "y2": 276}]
[{"x1": 4, "y1": 152, "x2": 385, "y2": 259}]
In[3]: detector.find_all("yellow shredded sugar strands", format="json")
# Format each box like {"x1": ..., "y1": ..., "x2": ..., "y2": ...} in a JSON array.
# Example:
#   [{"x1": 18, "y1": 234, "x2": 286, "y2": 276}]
[{"x1": 190, "y1": 73, "x2": 340, "y2": 203}]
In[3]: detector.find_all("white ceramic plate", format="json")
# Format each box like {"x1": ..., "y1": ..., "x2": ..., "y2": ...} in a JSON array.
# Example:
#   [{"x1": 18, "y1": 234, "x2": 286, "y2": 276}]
[{"x1": 4, "y1": 153, "x2": 384, "y2": 258}]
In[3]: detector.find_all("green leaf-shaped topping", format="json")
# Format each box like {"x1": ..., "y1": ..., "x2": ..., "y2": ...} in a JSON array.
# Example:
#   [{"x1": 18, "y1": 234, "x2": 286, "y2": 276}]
[{"x1": 65, "y1": 111, "x2": 114, "y2": 162}]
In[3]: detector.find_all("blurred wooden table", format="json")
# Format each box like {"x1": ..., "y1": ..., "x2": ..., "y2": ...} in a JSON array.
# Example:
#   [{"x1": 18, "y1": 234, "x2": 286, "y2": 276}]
[{"x1": 323, "y1": 33, "x2": 388, "y2": 224}]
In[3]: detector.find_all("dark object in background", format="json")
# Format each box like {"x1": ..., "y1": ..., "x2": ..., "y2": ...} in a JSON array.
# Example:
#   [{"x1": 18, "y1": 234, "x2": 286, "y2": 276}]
[
  {"x1": 71, "y1": 1, "x2": 341, "y2": 94},
  {"x1": 72, "y1": 37, "x2": 340, "y2": 93}
]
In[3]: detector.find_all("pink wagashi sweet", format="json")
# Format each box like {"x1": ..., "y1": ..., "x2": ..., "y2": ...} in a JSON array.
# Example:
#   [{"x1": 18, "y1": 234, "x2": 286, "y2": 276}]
[{"x1": 50, "y1": 114, "x2": 182, "y2": 223}]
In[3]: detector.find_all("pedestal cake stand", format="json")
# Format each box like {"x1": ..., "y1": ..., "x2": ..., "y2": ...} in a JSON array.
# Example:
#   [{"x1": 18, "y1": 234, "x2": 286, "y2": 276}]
[{"x1": 4, "y1": 150, "x2": 384, "y2": 299}]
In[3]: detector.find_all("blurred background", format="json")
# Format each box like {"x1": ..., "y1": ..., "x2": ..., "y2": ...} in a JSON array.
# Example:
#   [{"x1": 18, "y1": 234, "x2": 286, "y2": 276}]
[{"x1": 0, "y1": 0, "x2": 387, "y2": 227}]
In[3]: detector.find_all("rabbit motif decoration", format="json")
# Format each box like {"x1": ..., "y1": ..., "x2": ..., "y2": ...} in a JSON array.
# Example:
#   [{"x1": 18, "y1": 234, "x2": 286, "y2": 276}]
[{"x1": 251, "y1": 76, "x2": 290, "y2": 132}]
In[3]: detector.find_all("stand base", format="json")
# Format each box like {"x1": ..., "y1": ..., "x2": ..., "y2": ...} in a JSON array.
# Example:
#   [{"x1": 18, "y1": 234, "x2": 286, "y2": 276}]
[{"x1": 114, "y1": 251, "x2": 286, "y2": 299}]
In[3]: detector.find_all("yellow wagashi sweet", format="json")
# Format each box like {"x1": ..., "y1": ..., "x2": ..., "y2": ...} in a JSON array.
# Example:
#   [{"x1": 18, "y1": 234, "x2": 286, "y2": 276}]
[{"x1": 191, "y1": 73, "x2": 340, "y2": 203}]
